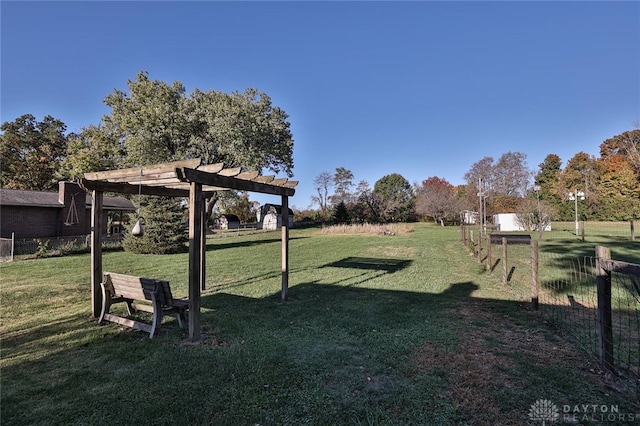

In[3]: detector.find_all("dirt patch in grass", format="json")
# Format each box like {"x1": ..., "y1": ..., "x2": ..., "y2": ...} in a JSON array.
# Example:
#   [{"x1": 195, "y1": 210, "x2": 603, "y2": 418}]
[{"x1": 411, "y1": 301, "x2": 633, "y2": 424}]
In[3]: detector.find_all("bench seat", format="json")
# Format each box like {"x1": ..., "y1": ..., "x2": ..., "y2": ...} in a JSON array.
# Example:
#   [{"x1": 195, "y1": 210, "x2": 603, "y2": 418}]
[{"x1": 98, "y1": 272, "x2": 188, "y2": 338}]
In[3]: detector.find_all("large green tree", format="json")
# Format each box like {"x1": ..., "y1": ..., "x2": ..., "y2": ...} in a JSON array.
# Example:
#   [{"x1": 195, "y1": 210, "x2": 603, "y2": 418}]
[
  {"x1": 559, "y1": 152, "x2": 601, "y2": 221},
  {"x1": 185, "y1": 88, "x2": 294, "y2": 176},
  {"x1": 103, "y1": 72, "x2": 191, "y2": 253},
  {"x1": 91, "y1": 71, "x2": 295, "y2": 254},
  {"x1": 373, "y1": 173, "x2": 415, "y2": 223},
  {"x1": 534, "y1": 154, "x2": 564, "y2": 219},
  {"x1": 1, "y1": 114, "x2": 68, "y2": 190},
  {"x1": 59, "y1": 122, "x2": 125, "y2": 180}
]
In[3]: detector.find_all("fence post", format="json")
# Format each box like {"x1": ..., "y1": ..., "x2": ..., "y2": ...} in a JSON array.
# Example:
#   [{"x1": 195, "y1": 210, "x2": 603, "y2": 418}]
[
  {"x1": 531, "y1": 239, "x2": 539, "y2": 310},
  {"x1": 10, "y1": 232, "x2": 15, "y2": 262},
  {"x1": 477, "y1": 228, "x2": 482, "y2": 263},
  {"x1": 486, "y1": 233, "x2": 492, "y2": 271},
  {"x1": 595, "y1": 245, "x2": 614, "y2": 373},
  {"x1": 631, "y1": 220, "x2": 635, "y2": 242},
  {"x1": 502, "y1": 237, "x2": 508, "y2": 285}
]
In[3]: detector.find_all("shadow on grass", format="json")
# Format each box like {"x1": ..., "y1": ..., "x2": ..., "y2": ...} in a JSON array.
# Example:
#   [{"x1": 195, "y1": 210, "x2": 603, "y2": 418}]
[
  {"x1": 320, "y1": 257, "x2": 412, "y2": 273},
  {"x1": 3, "y1": 276, "x2": 639, "y2": 425}
]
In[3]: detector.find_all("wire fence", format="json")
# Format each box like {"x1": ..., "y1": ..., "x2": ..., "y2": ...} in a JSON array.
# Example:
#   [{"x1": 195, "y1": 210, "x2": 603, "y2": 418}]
[
  {"x1": 461, "y1": 226, "x2": 640, "y2": 401},
  {"x1": 549, "y1": 220, "x2": 636, "y2": 242},
  {"x1": 0, "y1": 234, "x2": 124, "y2": 260},
  {"x1": 537, "y1": 251, "x2": 640, "y2": 401}
]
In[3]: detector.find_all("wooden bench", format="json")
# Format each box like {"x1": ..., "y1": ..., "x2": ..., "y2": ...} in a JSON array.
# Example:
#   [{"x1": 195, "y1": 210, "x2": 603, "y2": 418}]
[{"x1": 98, "y1": 272, "x2": 189, "y2": 338}]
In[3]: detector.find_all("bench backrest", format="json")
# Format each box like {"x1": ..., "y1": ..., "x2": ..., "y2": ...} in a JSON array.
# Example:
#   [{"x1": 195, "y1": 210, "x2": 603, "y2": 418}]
[
  {"x1": 103, "y1": 272, "x2": 159, "y2": 302},
  {"x1": 156, "y1": 280, "x2": 177, "y2": 306},
  {"x1": 103, "y1": 272, "x2": 175, "y2": 306}
]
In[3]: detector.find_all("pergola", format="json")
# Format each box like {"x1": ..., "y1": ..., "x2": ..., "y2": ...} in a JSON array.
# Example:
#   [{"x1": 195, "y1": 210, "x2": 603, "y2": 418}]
[{"x1": 80, "y1": 159, "x2": 297, "y2": 341}]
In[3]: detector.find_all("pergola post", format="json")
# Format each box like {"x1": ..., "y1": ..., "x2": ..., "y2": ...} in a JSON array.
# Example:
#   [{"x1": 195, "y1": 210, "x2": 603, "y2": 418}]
[
  {"x1": 281, "y1": 194, "x2": 289, "y2": 301},
  {"x1": 188, "y1": 182, "x2": 203, "y2": 340},
  {"x1": 90, "y1": 190, "x2": 103, "y2": 318},
  {"x1": 201, "y1": 202, "x2": 207, "y2": 291}
]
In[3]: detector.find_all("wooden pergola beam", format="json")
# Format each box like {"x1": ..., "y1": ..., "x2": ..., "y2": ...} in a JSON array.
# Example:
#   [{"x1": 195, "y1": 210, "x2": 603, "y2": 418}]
[
  {"x1": 84, "y1": 159, "x2": 202, "y2": 181},
  {"x1": 178, "y1": 168, "x2": 295, "y2": 196},
  {"x1": 80, "y1": 179, "x2": 191, "y2": 198}
]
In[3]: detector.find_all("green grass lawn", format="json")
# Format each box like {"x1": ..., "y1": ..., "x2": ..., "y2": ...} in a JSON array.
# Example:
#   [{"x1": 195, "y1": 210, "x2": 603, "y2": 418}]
[{"x1": 1, "y1": 224, "x2": 638, "y2": 425}]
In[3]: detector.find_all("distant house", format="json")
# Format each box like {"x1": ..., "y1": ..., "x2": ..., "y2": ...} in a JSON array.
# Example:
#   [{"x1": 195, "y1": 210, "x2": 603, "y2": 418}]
[
  {"x1": 0, "y1": 182, "x2": 135, "y2": 239},
  {"x1": 256, "y1": 204, "x2": 294, "y2": 231},
  {"x1": 216, "y1": 214, "x2": 241, "y2": 230}
]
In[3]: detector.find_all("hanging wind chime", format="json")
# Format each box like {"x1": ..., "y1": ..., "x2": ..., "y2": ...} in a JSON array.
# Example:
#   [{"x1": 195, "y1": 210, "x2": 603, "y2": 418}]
[{"x1": 131, "y1": 167, "x2": 145, "y2": 237}]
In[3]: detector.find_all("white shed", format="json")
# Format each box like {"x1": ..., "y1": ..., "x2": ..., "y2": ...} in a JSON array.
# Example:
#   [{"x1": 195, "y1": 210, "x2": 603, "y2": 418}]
[
  {"x1": 257, "y1": 204, "x2": 294, "y2": 230},
  {"x1": 493, "y1": 213, "x2": 551, "y2": 232},
  {"x1": 493, "y1": 213, "x2": 525, "y2": 232}
]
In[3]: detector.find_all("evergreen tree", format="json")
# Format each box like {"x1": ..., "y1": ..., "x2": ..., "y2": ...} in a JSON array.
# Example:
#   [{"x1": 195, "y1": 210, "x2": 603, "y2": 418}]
[
  {"x1": 332, "y1": 201, "x2": 350, "y2": 224},
  {"x1": 123, "y1": 196, "x2": 187, "y2": 254}
]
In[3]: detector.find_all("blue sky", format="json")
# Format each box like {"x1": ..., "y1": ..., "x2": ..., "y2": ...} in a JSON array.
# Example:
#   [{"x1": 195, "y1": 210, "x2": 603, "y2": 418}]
[{"x1": 2, "y1": 1, "x2": 638, "y2": 209}]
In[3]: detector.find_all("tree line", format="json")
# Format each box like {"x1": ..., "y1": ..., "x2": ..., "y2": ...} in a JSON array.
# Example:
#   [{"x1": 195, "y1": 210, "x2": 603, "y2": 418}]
[
  {"x1": 310, "y1": 129, "x2": 640, "y2": 226},
  {"x1": 1, "y1": 70, "x2": 638, "y2": 246},
  {"x1": 1, "y1": 71, "x2": 294, "y2": 253}
]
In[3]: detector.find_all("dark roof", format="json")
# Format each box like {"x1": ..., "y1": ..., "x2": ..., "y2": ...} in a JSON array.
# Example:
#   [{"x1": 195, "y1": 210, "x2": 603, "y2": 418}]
[
  {"x1": 219, "y1": 214, "x2": 240, "y2": 222},
  {"x1": 0, "y1": 188, "x2": 135, "y2": 211},
  {"x1": 0, "y1": 188, "x2": 61, "y2": 207},
  {"x1": 261, "y1": 204, "x2": 294, "y2": 215},
  {"x1": 100, "y1": 195, "x2": 136, "y2": 211}
]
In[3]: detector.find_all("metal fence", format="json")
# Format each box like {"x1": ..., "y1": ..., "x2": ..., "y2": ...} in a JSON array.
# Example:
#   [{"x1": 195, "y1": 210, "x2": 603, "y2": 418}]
[
  {"x1": 548, "y1": 220, "x2": 636, "y2": 242},
  {"x1": 537, "y1": 249, "x2": 639, "y2": 401},
  {"x1": 0, "y1": 234, "x2": 124, "y2": 260}
]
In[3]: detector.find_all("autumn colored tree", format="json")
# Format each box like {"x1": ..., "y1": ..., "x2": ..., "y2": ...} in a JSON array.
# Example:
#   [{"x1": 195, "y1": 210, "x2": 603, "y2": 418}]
[
  {"x1": 600, "y1": 129, "x2": 640, "y2": 174},
  {"x1": 414, "y1": 176, "x2": 463, "y2": 225},
  {"x1": 595, "y1": 154, "x2": 640, "y2": 220}
]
